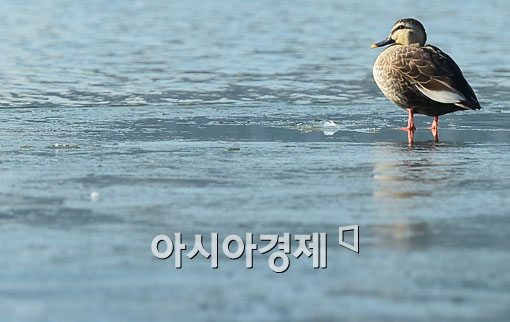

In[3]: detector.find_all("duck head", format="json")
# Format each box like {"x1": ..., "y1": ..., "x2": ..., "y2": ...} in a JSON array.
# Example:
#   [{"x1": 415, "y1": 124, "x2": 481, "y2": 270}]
[{"x1": 371, "y1": 18, "x2": 427, "y2": 48}]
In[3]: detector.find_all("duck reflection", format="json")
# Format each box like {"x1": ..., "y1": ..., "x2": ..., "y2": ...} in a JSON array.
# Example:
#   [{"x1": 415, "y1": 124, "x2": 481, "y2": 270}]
[
  {"x1": 372, "y1": 142, "x2": 454, "y2": 202},
  {"x1": 370, "y1": 142, "x2": 461, "y2": 249},
  {"x1": 368, "y1": 221, "x2": 436, "y2": 251}
]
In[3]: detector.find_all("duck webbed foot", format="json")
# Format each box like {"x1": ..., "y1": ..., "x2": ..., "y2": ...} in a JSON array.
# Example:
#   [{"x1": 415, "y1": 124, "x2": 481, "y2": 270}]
[
  {"x1": 430, "y1": 116, "x2": 439, "y2": 143},
  {"x1": 399, "y1": 108, "x2": 416, "y2": 145}
]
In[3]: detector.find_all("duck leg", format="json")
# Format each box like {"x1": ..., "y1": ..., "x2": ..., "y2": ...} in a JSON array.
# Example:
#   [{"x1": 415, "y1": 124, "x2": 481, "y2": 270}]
[
  {"x1": 430, "y1": 116, "x2": 439, "y2": 142},
  {"x1": 399, "y1": 108, "x2": 416, "y2": 131},
  {"x1": 399, "y1": 108, "x2": 416, "y2": 145}
]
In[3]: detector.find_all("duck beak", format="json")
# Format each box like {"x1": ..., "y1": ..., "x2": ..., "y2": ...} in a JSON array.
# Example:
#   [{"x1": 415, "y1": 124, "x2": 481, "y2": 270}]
[{"x1": 371, "y1": 36, "x2": 395, "y2": 48}]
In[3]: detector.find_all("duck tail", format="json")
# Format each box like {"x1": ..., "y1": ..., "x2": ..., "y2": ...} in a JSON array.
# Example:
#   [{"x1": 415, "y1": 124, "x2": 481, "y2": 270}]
[{"x1": 455, "y1": 99, "x2": 481, "y2": 110}]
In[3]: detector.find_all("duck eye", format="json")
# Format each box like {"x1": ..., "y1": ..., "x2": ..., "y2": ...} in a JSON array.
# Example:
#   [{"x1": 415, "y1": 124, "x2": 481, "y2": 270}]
[{"x1": 392, "y1": 25, "x2": 404, "y2": 33}]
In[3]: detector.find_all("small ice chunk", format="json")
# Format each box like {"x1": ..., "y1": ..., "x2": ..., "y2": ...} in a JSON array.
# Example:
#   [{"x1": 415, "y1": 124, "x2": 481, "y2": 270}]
[
  {"x1": 320, "y1": 120, "x2": 341, "y2": 136},
  {"x1": 90, "y1": 191, "x2": 100, "y2": 202}
]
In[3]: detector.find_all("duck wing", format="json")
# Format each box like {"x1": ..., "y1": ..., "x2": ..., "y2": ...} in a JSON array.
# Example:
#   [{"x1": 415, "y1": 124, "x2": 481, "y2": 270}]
[{"x1": 396, "y1": 45, "x2": 481, "y2": 110}]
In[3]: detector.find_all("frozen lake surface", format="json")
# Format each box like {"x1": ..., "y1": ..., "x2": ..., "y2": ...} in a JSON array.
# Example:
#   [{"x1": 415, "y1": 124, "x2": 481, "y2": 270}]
[{"x1": 0, "y1": 0, "x2": 509, "y2": 321}]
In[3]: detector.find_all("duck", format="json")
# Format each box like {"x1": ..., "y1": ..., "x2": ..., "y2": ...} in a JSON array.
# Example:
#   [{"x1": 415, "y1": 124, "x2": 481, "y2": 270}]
[{"x1": 371, "y1": 18, "x2": 481, "y2": 144}]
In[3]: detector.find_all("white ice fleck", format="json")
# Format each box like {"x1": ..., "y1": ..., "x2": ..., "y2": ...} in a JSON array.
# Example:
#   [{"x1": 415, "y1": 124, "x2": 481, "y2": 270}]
[
  {"x1": 90, "y1": 191, "x2": 100, "y2": 202},
  {"x1": 320, "y1": 120, "x2": 341, "y2": 136}
]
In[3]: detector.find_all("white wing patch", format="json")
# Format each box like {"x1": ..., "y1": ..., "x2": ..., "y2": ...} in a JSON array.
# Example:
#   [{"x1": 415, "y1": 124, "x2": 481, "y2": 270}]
[
  {"x1": 415, "y1": 82, "x2": 468, "y2": 108},
  {"x1": 454, "y1": 102, "x2": 471, "y2": 109}
]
